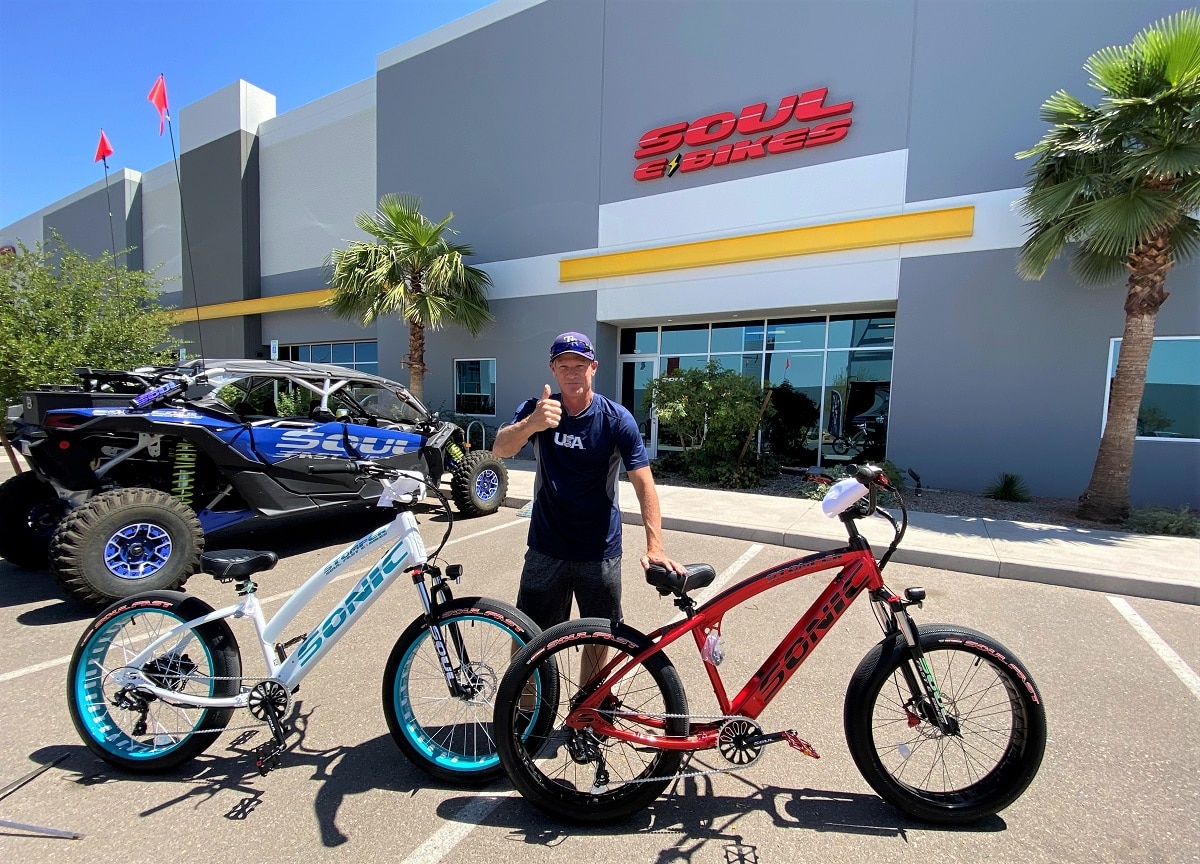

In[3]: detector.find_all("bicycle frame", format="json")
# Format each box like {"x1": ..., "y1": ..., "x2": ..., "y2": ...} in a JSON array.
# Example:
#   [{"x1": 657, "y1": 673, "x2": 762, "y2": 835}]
[
  {"x1": 100, "y1": 507, "x2": 431, "y2": 709},
  {"x1": 568, "y1": 516, "x2": 919, "y2": 752}
]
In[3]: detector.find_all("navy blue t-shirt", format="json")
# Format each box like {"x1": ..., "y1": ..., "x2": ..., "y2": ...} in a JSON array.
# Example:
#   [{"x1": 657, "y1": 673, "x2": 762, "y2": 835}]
[{"x1": 511, "y1": 392, "x2": 649, "y2": 561}]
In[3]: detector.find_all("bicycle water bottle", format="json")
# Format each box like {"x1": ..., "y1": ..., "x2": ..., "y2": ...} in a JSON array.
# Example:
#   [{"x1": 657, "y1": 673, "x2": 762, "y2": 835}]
[{"x1": 701, "y1": 630, "x2": 724, "y2": 666}]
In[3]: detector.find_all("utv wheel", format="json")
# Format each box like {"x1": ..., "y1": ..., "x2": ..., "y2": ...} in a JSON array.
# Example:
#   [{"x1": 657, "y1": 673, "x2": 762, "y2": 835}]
[
  {"x1": 50, "y1": 488, "x2": 203, "y2": 608},
  {"x1": 450, "y1": 451, "x2": 508, "y2": 517},
  {"x1": 0, "y1": 473, "x2": 70, "y2": 569}
]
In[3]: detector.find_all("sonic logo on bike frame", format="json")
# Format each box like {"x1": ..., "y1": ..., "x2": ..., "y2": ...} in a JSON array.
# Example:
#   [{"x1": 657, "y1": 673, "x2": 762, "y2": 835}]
[
  {"x1": 754, "y1": 560, "x2": 871, "y2": 704},
  {"x1": 295, "y1": 543, "x2": 410, "y2": 667}
]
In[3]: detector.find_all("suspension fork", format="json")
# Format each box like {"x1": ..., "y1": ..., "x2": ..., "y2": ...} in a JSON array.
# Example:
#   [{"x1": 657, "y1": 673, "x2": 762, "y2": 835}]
[
  {"x1": 412, "y1": 567, "x2": 470, "y2": 699},
  {"x1": 883, "y1": 595, "x2": 959, "y2": 735}
]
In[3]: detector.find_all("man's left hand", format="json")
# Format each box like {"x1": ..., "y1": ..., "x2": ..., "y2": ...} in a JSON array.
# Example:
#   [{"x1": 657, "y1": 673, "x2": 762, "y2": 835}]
[{"x1": 641, "y1": 551, "x2": 688, "y2": 575}]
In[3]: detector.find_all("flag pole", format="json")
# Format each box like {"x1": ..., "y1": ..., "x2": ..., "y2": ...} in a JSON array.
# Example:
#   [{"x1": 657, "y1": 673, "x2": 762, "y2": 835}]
[
  {"x1": 150, "y1": 74, "x2": 206, "y2": 363},
  {"x1": 95, "y1": 129, "x2": 119, "y2": 282}
]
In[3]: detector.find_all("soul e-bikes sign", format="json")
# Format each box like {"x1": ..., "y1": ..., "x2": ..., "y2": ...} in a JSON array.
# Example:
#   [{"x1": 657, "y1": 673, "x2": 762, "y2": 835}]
[{"x1": 633, "y1": 87, "x2": 853, "y2": 181}]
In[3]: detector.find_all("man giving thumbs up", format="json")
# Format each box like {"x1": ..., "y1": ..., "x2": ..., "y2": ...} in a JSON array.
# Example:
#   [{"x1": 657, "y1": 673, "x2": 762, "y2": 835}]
[{"x1": 492, "y1": 331, "x2": 685, "y2": 637}]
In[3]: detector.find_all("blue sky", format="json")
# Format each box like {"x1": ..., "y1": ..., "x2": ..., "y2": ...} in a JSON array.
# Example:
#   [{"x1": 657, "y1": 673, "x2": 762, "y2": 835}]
[{"x1": 0, "y1": 0, "x2": 497, "y2": 229}]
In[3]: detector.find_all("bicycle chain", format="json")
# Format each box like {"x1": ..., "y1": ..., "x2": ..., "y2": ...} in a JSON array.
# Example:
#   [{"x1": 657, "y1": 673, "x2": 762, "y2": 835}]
[
  {"x1": 108, "y1": 667, "x2": 284, "y2": 737},
  {"x1": 585, "y1": 710, "x2": 771, "y2": 786}
]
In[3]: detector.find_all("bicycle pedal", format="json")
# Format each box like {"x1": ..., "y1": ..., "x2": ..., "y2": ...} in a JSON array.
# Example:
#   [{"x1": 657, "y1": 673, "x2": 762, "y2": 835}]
[
  {"x1": 780, "y1": 730, "x2": 820, "y2": 759},
  {"x1": 252, "y1": 740, "x2": 285, "y2": 775}
]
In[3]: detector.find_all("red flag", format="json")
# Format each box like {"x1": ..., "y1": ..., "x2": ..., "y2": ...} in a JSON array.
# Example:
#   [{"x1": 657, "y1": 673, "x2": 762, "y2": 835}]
[
  {"x1": 94, "y1": 129, "x2": 113, "y2": 163},
  {"x1": 148, "y1": 74, "x2": 169, "y2": 135}
]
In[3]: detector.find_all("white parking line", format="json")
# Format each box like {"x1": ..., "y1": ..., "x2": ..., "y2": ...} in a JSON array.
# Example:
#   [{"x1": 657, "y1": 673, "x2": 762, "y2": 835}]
[
  {"x1": 1108, "y1": 596, "x2": 1200, "y2": 701},
  {"x1": 400, "y1": 793, "x2": 515, "y2": 864},
  {"x1": 0, "y1": 518, "x2": 528, "y2": 684}
]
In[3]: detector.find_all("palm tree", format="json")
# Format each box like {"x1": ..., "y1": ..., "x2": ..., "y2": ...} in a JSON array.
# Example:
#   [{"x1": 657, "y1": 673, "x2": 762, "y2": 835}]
[
  {"x1": 1015, "y1": 9, "x2": 1200, "y2": 523},
  {"x1": 326, "y1": 193, "x2": 493, "y2": 401}
]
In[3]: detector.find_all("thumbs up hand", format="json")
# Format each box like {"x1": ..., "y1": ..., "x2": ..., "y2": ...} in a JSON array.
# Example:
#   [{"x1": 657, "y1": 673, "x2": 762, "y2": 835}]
[{"x1": 533, "y1": 384, "x2": 562, "y2": 430}]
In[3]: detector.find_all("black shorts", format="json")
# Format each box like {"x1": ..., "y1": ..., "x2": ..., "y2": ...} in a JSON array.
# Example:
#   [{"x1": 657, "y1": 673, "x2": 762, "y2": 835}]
[{"x1": 515, "y1": 549, "x2": 623, "y2": 631}]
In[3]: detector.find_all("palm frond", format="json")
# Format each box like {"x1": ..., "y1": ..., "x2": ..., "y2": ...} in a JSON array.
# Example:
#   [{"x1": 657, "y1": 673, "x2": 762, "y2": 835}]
[
  {"x1": 1016, "y1": 222, "x2": 1071, "y2": 279},
  {"x1": 1070, "y1": 246, "x2": 1127, "y2": 284},
  {"x1": 1075, "y1": 189, "x2": 1181, "y2": 257},
  {"x1": 1167, "y1": 214, "x2": 1200, "y2": 260}
]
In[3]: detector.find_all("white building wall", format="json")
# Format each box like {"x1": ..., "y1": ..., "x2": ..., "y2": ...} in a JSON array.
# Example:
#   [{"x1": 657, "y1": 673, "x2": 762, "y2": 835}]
[
  {"x1": 259, "y1": 79, "x2": 377, "y2": 282},
  {"x1": 140, "y1": 163, "x2": 183, "y2": 297}
]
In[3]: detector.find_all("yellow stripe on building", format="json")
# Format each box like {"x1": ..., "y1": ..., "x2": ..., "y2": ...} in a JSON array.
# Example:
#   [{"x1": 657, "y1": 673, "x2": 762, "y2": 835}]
[
  {"x1": 164, "y1": 289, "x2": 335, "y2": 323},
  {"x1": 559, "y1": 206, "x2": 975, "y2": 282}
]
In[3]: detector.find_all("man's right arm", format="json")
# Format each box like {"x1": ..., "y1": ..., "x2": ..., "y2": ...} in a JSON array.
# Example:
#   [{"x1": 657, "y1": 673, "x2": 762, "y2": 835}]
[
  {"x1": 492, "y1": 414, "x2": 536, "y2": 458},
  {"x1": 492, "y1": 385, "x2": 561, "y2": 458}
]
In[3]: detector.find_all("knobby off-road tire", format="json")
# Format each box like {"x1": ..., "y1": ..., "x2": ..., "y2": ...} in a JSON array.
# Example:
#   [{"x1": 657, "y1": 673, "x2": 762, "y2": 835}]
[
  {"x1": 450, "y1": 451, "x2": 508, "y2": 517},
  {"x1": 50, "y1": 488, "x2": 204, "y2": 608},
  {"x1": 843, "y1": 624, "x2": 1047, "y2": 824},
  {"x1": 67, "y1": 591, "x2": 241, "y2": 773},
  {"x1": 382, "y1": 597, "x2": 544, "y2": 784},
  {"x1": 0, "y1": 472, "x2": 69, "y2": 569},
  {"x1": 495, "y1": 618, "x2": 689, "y2": 824}
]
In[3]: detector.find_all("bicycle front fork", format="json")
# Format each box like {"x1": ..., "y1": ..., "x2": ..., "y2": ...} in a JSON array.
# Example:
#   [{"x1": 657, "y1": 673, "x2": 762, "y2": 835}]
[
  {"x1": 883, "y1": 590, "x2": 959, "y2": 736},
  {"x1": 413, "y1": 565, "x2": 477, "y2": 700}
]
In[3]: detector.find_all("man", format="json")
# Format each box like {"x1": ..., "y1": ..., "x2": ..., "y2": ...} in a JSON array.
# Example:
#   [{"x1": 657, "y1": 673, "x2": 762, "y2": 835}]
[{"x1": 492, "y1": 331, "x2": 686, "y2": 639}]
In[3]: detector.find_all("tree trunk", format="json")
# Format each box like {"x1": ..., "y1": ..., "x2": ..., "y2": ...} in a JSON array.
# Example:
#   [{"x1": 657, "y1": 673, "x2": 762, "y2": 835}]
[
  {"x1": 1077, "y1": 230, "x2": 1172, "y2": 523},
  {"x1": 408, "y1": 320, "x2": 426, "y2": 402}
]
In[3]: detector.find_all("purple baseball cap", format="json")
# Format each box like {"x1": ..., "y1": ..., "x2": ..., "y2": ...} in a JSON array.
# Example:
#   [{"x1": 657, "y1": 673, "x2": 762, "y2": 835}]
[{"x1": 550, "y1": 331, "x2": 595, "y2": 361}]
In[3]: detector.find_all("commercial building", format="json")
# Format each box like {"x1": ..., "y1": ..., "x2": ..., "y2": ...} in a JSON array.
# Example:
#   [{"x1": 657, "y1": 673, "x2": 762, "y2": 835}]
[{"x1": 3, "y1": 0, "x2": 1197, "y2": 505}]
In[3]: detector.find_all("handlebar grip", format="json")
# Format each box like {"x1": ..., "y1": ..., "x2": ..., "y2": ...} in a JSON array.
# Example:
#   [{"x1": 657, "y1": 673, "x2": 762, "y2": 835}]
[{"x1": 306, "y1": 462, "x2": 361, "y2": 475}]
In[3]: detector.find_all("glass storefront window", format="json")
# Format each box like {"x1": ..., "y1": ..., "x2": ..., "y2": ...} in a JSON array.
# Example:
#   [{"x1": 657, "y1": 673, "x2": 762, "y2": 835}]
[
  {"x1": 766, "y1": 318, "x2": 826, "y2": 351},
  {"x1": 822, "y1": 349, "x2": 891, "y2": 462},
  {"x1": 332, "y1": 342, "x2": 354, "y2": 365},
  {"x1": 712, "y1": 352, "x2": 764, "y2": 380},
  {"x1": 711, "y1": 323, "x2": 765, "y2": 353},
  {"x1": 622, "y1": 313, "x2": 894, "y2": 467},
  {"x1": 455, "y1": 359, "x2": 496, "y2": 416},
  {"x1": 828, "y1": 315, "x2": 895, "y2": 349},
  {"x1": 281, "y1": 341, "x2": 378, "y2": 375},
  {"x1": 620, "y1": 327, "x2": 659, "y2": 355},
  {"x1": 661, "y1": 324, "x2": 709, "y2": 355},
  {"x1": 1109, "y1": 337, "x2": 1200, "y2": 440},
  {"x1": 662, "y1": 354, "x2": 712, "y2": 375}
]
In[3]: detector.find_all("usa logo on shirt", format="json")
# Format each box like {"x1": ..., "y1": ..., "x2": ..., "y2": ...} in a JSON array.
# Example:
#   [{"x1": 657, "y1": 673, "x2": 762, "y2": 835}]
[{"x1": 555, "y1": 432, "x2": 584, "y2": 450}]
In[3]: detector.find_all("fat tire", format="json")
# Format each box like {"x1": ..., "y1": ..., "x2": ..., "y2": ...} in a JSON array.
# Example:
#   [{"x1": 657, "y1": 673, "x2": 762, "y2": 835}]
[
  {"x1": 382, "y1": 597, "x2": 543, "y2": 784},
  {"x1": 450, "y1": 451, "x2": 508, "y2": 517},
  {"x1": 0, "y1": 472, "x2": 68, "y2": 569},
  {"x1": 49, "y1": 487, "x2": 204, "y2": 608},
  {"x1": 844, "y1": 624, "x2": 1046, "y2": 824},
  {"x1": 495, "y1": 618, "x2": 688, "y2": 824},
  {"x1": 66, "y1": 591, "x2": 241, "y2": 773}
]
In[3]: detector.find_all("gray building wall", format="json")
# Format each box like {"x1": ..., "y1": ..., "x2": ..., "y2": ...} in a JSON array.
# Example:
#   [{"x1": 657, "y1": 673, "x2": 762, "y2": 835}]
[
  {"x1": 376, "y1": 0, "x2": 605, "y2": 262},
  {"x1": 43, "y1": 179, "x2": 143, "y2": 272},
  {"x1": 905, "y1": 0, "x2": 1183, "y2": 201},
  {"x1": 891, "y1": 252, "x2": 1200, "y2": 504},
  {"x1": 598, "y1": 0, "x2": 914, "y2": 204},
  {"x1": 422, "y1": 291, "x2": 602, "y2": 424},
  {"x1": 178, "y1": 130, "x2": 262, "y2": 358}
]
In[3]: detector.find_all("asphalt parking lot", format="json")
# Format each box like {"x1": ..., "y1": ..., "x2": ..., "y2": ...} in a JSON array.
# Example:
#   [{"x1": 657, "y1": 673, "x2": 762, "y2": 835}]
[{"x1": 1, "y1": 502, "x2": 1198, "y2": 863}]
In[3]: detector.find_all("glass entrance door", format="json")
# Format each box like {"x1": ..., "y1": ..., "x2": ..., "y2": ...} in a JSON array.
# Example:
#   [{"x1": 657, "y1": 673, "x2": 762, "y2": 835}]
[{"x1": 620, "y1": 357, "x2": 658, "y2": 457}]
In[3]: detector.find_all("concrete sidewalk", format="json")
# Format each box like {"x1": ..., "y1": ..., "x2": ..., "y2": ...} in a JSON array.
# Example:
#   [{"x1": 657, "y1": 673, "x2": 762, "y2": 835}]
[{"x1": 500, "y1": 459, "x2": 1200, "y2": 606}]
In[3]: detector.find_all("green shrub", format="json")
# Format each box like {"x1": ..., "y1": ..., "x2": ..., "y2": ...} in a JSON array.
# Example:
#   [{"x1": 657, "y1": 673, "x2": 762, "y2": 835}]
[
  {"x1": 1122, "y1": 506, "x2": 1200, "y2": 537},
  {"x1": 985, "y1": 472, "x2": 1031, "y2": 502}
]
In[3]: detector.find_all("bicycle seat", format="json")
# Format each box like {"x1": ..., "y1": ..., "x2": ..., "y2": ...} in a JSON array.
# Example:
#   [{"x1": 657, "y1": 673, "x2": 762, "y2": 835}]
[
  {"x1": 644, "y1": 563, "x2": 716, "y2": 597},
  {"x1": 201, "y1": 549, "x2": 279, "y2": 581}
]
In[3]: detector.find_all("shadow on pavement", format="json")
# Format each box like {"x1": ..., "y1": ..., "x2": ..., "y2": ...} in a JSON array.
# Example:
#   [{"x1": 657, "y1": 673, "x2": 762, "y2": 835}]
[
  {"x1": 26, "y1": 699, "x2": 487, "y2": 848},
  {"x1": 440, "y1": 770, "x2": 1005, "y2": 857}
]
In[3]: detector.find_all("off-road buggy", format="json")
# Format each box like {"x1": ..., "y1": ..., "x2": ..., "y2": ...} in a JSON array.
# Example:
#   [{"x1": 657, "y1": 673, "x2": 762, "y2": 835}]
[{"x1": 0, "y1": 359, "x2": 507, "y2": 607}]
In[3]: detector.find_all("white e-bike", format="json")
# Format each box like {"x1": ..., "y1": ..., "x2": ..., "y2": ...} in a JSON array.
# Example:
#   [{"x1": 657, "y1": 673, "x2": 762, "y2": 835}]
[{"x1": 67, "y1": 460, "x2": 543, "y2": 783}]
